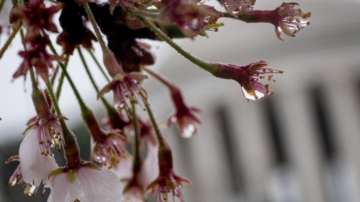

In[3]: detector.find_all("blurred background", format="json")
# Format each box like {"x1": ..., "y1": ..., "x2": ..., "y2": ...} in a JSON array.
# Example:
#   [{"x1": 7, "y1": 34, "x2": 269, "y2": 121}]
[{"x1": 1, "y1": 0, "x2": 360, "y2": 201}]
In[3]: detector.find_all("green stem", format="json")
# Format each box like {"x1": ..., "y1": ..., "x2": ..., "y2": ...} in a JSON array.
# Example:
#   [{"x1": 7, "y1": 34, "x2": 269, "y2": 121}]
[
  {"x1": 50, "y1": 64, "x2": 60, "y2": 86},
  {"x1": 83, "y1": 2, "x2": 107, "y2": 51},
  {"x1": 58, "y1": 60, "x2": 88, "y2": 112},
  {"x1": 77, "y1": 47, "x2": 113, "y2": 110},
  {"x1": 0, "y1": 0, "x2": 6, "y2": 11},
  {"x1": 144, "y1": 102, "x2": 165, "y2": 148},
  {"x1": 41, "y1": 31, "x2": 87, "y2": 112},
  {"x1": 0, "y1": 22, "x2": 21, "y2": 59},
  {"x1": 77, "y1": 47, "x2": 101, "y2": 93},
  {"x1": 131, "y1": 103, "x2": 141, "y2": 172},
  {"x1": 19, "y1": 29, "x2": 26, "y2": 50},
  {"x1": 42, "y1": 30, "x2": 59, "y2": 55},
  {"x1": 55, "y1": 55, "x2": 69, "y2": 100},
  {"x1": 137, "y1": 16, "x2": 218, "y2": 74},
  {"x1": 87, "y1": 49, "x2": 110, "y2": 82},
  {"x1": 46, "y1": 83, "x2": 81, "y2": 169},
  {"x1": 131, "y1": 8, "x2": 160, "y2": 19}
]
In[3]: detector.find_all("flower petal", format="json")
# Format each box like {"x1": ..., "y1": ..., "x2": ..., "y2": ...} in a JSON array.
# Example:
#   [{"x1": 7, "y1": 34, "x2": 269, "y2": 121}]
[{"x1": 19, "y1": 128, "x2": 58, "y2": 186}]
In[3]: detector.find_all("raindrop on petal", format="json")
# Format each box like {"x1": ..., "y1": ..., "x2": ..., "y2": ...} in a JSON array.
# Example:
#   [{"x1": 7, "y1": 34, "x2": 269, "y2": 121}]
[
  {"x1": 182, "y1": 124, "x2": 196, "y2": 138},
  {"x1": 24, "y1": 183, "x2": 37, "y2": 196},
  {"x1": 241, "y1": 87, "x2": 265, "y2": 100}
]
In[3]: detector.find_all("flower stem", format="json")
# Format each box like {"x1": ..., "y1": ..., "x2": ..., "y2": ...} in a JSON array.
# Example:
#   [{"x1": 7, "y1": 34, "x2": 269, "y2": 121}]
[
  {"x1": 87, "y1": 49, "x2": 110, "y2": 82},
  {"x1": 222, "y1": 11, "x2": 275, "y2": 23},
  {"x1": 46, "y1": 83, "x2": 81, "y2": 169},
  {"x1": 137, "y1": 16, "x2": 218, "y2": 75},
  {"x1": 41, "y1": 31, "x2": 88, "y2": 112},
  {"x1": 0, "y1": 0, "x2": 6, "y2": 12},
  {"x1": 144, "y1": 102, "x2": 165, "y2": 148},
  {"x1": 59, "y1": 61, "x2": 88, "y2": 112},
  {"x1": 54, "y1": 55, "x2": 69, "y2": 99},
  {"x1": 131, "y1": 103, "x2": 141, "y2": 172},
  {"x1": 83, "y1": 2, "x2": 107, "y2": 51},
  {"x1": 131, "y1": 8, "x2": 159, "y2": 19},
  {"x1": 77, "y1": 47, "x2": 116, "y2": 116},
  {"x1": 0, "y1": 22, "x2": 21, "y2": 59}
]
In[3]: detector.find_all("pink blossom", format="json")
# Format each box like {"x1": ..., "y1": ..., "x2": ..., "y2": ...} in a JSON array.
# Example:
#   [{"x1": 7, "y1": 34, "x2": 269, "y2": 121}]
[
  {"x1": 13, "y1": 35, "x2": 64, "y2": 84},
  {"x1": 19, "y1": 128, "x2": 59, "y2": 195},
  {"x1": 216, "y1": 60, "x2": 283, "y2": 100},
  {"x1": 273, "y1": 2, "x2": 311, "y2": 40},
  {"x1": 167, "y1": 89, "x2": 201, "y2": 138},
  {"x1": 99, "y1": 49, "x2": 148, "y2": 115},
  {"x1": 147, "y1": 146, "x2": 191, "y2": 202},
  {"x1": 48, "y1": 166, "x2": 123, "y2": 202},
  {"x1": 92, "y1": 129, "x2": 129, "y2": 168}
]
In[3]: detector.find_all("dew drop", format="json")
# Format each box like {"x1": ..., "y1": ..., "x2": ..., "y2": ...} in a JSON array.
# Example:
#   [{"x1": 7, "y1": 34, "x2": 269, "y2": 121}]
[
  {"x1": 9, "y1": 176, "x2": 17, "y2": 186},
  {"x1": 241, "y1": 87, "x2": 265, "y2": 100},
  {"x1": 24, "y1": 183, "x2": 37, "y2": 196},
  {"x1": 182, "y1": 124, "x2": 196, "y2": 138}
]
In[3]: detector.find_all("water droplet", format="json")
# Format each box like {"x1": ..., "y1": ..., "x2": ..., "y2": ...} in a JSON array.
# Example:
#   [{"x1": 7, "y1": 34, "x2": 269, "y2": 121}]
[
  {"x1": 241, "y1": 87, "x2": 265, "y2": 100},
  {"x1": 9, "y1": 176, "x2": 17, "y2": 186},
  {"x1": 182, "y1": 124, "x2": 196, "y2": 138},
  {"x1": 24, "y1": 183, "x2": 37, "y2": 196}
]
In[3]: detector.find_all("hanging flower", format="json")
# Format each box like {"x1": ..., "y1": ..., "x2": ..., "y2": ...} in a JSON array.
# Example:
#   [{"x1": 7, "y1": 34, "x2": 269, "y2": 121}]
[
  {"x1": 147, "y1": 145, "x2": 191, "y2": 202},
  {"x1": 13, "y1": 35, "x2": 65, "y2": 84},
  {"x1": 92, "y1": 129, "x2": 129, "y2": 168},
  {"x1": 99, "y1": 48, "x2": 148, "y2": 115},
  {"x1": 48, "y1": 163, "x2": 123, "y2": 202},
  {"x1": 272, "y1": 2, "x2": 311, "y2": 40},
  {"x1": 122, "y1": 140, "x2": 159, "y2": 201},
  {"x1": 167, "y1": 88, "x2": 201, "y2": 138},
  {"x1": 19, "y1": 128, "x2": 59, "y2": 196},
  {"x1": 215, "y1": 60, "x2": 283, "y2": 100},
  {"x1": 12, "y1": 0, "x2": 62, "y2": 41}
]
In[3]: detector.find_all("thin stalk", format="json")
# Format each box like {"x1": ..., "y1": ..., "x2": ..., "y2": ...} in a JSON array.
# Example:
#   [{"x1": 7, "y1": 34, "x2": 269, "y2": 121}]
[
  {"x1": 137, "y1": 16, "x2": 218, "y2": 75},
  {"x1": 131, "y1": 8, "x2": 159, "y2": 19},
  {"x1": 78, "y1": 49, "x2": 126, "y2": 138},
  {"x1": 131, "y1": 103, "x2": 141, "y2": 172},
  {"x1": 19, "y1": 29, "x2": 26, "y2": 50},
  {"x1": 58, "y1": 60, "x2": 87, "y2": 112},
  {"x1": 144, "y1": 102, "x2": 165, "y2": 148},
  {"x1": 0, "y1": 0, "x2": 6, "y2": 11},
  {"x1": 83, "y1": 3, "x2": 107, "y2": 51},
  {"x1": 55, "y1": 55, "x2": 69, "y2": 100},
  {"x1": 77, "y1": 47, "x2": 113, "y2": 109},
  {"x1": 41, "y1": 31, "x2": 87, "y2": 111},
  {"x1": 50, "y1": 64, "x2": 60, "y2": 86},
  {"x1": 77, "y1": 47, "x2": 101, "y2": 93},
  {"x1": 0, "y1": 22, "x2": 21, "y2": 59},
  {"x1": 46, "y1": 82, "x2": 81, "y2": 169},
  {"x1": 87, "y1": 49, "x2": 110, "y2": 82}
]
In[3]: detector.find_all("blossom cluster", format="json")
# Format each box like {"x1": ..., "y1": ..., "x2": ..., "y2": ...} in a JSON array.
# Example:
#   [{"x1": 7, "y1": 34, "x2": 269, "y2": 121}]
[{"x1": 0, "y1": 0, "x2": 310, "y2": 201}]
